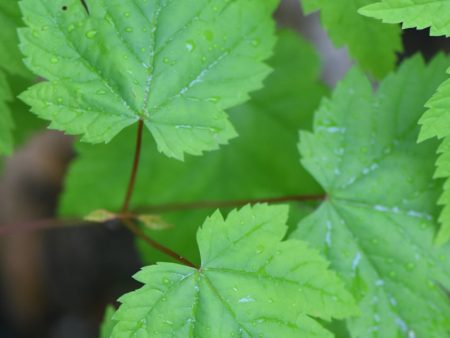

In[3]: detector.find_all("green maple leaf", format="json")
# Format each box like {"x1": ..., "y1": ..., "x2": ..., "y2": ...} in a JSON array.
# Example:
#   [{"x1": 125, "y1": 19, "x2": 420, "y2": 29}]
[
  {"x1": 300, "y1": 0, "x2": 402, "y2": 78},
  {"x1": 111, "y1": 204, "x2": 358, "y2": 338},
  {"x1": 59, "y1": 30, "x2": 326, "y2": 263},
  {"x1": 360, "y1": 0, "x2": 450, "y2": 37},
  {"x1": 292, "y1": 56, "x2": 450, "y2": 337},
  {"x1": 0, "y1": 1, "x2": 31, "y2": 77},
  {"x1": 0, "y1": 71, "x2": 14, "y2": 156},
  {"x1": 362, "y1": 0, "x2": 450, "y2": 247},
  {"x1": 19, "y1": 0, "x2": 279, "y2": 159},
  {"x1": 419, "y1": 67, "x2": 450, "y2": 244}
]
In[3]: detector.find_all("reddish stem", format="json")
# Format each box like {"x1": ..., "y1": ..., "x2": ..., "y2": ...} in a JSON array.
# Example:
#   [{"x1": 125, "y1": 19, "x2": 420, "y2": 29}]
[
  {"x1": 122, "y1": 218, "x2": 197, "y2": 268},
  {"x1": 122, "y1": 120, "x2": 144, "y2": 214},
  {"x1": 0, "y1": 194, "x2": 325, "y2": 237},
  {"x1": 136, "y1": 194, "x2": 326, "y2": 213}
]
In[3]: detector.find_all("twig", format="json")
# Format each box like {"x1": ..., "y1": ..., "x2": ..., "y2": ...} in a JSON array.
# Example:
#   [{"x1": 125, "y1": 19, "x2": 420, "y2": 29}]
[
  {"x1": 122, "y1": 120, "x2": 144, "y2": 214},
  {"x1": 122, "y1": 218, "x2": 197, "y2": 268},
  {"x1": 0, "y1": 194, "x2": 325, "y2": 237},
  {"x1": 135, "y1": 194, "x2": 326, "y2": 213}
]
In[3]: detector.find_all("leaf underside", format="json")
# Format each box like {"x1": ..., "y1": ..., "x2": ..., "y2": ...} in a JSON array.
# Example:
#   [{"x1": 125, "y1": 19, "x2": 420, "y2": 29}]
[
  {"x1": 111, "y1": 204, "x2": 358, "y2": 338},
  {"x1": 19, "y1": 0, "x2": 278, "y2": 159},
  {"x1": 292, "y1": 55, "x2": 450, "y2": 338},
  {"x1": 301, "y1": 0, "x2": 402, "y2": 78}
]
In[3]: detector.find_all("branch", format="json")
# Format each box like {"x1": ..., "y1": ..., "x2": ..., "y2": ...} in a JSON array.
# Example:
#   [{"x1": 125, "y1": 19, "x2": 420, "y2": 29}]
[
  {"x1": 0, "y1": 194, "x2": 325, "y2": 237},
  {"x1": 122, "y1": 218, "x2": 197, "y2": 268},
  {"x1": 135, "y1": 194, "x2": 326, "y2": 213},
  {"x1": 122, "y1": 120, "x2": 144, "y2": 214}
]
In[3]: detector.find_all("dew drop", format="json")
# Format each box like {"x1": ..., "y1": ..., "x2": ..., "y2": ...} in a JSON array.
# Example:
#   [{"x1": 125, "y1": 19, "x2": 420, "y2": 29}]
[
  {"x1": 203, "y1": 30, "x2": 214, "y2": 42},
  {"x1": 207, "y1": 96, "x2": 220, "y2": 103},
  {"x1": 85, "y1": 30, "x2": 97, "y2": 39},
  {"x1": 125, "y1": 27, "x2": 133, "y2": 33},
  {"x1": 406, "y1": 262, "x2": 415, "y2": 271},
  {"x1": 185, "y1": 40, "x2": 196, "y2": 52},
  {"x1": 96, "y1": 89, "x2": 107, "y2": 95},
  {"x1": 251, "y1": 38, "x2": 260, "y2": 47},
  {"x1": 124, "y1": 11, "x2": 130, "y2": 17},
  {"x1": 163, "y1": 57, "x2": 170, "y2": 64},
  {"x1": 50, "y1": 57, "x2": 59, "y2": 64},
  {"x1": 67, "y1": 24, "x2": 75, "y2": 33}
]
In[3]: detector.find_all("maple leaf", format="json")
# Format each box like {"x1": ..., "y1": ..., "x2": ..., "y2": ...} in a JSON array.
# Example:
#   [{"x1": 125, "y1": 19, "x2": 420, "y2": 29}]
[
  {"x1": 111, "y1": 204, "x2": 358, "y2": 338},
  {"x1": 19, "y1": 0, "x2": 279, "y2": 159},
  {"x1": 360, "y1": 0, "x2": 450, "y2": 37},
  {"x1": 292, "y1": 55, "x2": 450, "y2": 337}
]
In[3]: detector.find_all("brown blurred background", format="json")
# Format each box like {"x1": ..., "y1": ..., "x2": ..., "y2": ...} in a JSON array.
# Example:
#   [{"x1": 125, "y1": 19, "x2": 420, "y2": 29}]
[{"x1": 0, "y1": 1, "x2": 449, "y2": 337}]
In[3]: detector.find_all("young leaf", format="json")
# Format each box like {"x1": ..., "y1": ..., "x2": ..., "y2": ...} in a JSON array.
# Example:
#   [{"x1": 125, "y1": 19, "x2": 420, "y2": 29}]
[
  {"x1": 0, "y1": 71, "x2": 14, "y2": 156},
  {"x1": 0, "y1": 1, "x2": 31, "y2": 77},
  {"x1": 300, "y1": 0, "x2": 402, "y2": 78},
  {"x1": 59, "y1": 30, "x2": 326, "y2": 262},
  {"x1": 19, "y1": 0, "x2": 279, "y2": 159},
  {"x1": 419, "y1": 67, "x2": 450, "y2": 244},
  {"x1": 111, "y1": 204, "x2": 358, "y2": 337},
  {"x1": 360, "y1": 0, "x2": 450, "y2": 37},
  {"x1": 292, "y1": 56, "x2": 450, "y2": 337}
]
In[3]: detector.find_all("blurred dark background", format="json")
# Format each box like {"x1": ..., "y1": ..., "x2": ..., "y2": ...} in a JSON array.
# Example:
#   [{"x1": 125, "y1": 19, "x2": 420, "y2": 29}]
[{"x1": 0, "y1": 1, "x2": 449, "y2": 337}]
